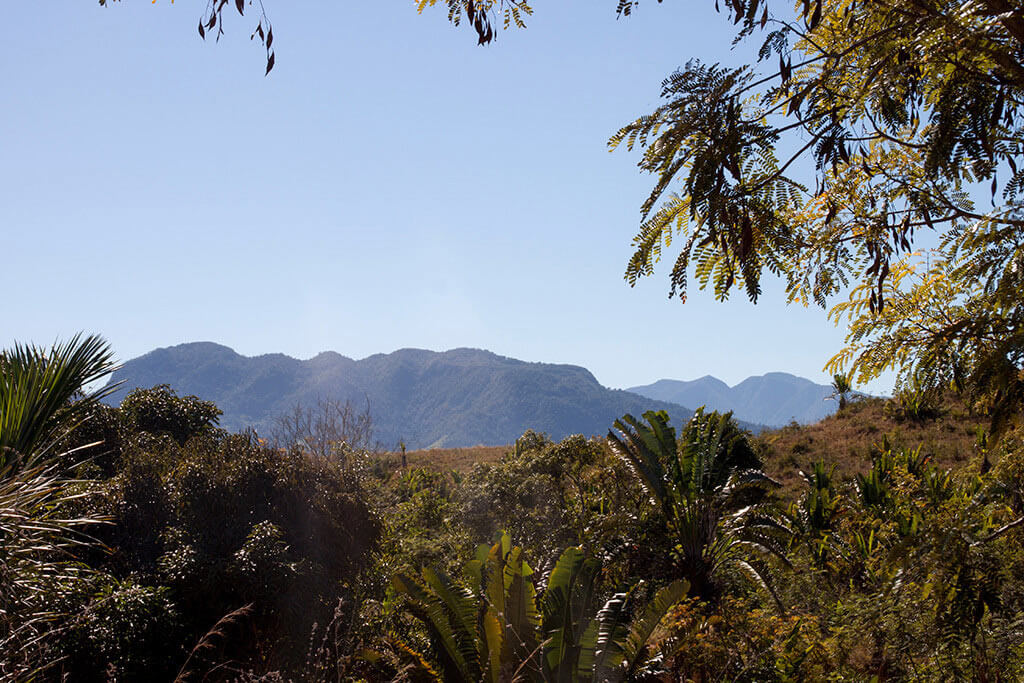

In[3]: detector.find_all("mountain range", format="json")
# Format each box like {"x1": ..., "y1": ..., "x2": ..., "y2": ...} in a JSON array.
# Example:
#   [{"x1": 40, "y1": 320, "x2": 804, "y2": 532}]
[
  {"x1": 627, "y1": 374, "x2": 839, "y2": 427},
  {"x1": 104, "y1": 343, "x2": 839, "y2": 448},
  {"x1": 104, "y1": 343, "x2": 713, "y2": 448}
]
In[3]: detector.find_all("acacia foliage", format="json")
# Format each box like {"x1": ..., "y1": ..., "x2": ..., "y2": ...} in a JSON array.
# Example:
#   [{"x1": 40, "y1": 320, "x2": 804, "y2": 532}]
[
  {"x1": 611, "y1": 0, "x2": 1024, "y2": 300},
  {"x1": 601, "y1": 0, "x2": 1024, "y2": 428}
]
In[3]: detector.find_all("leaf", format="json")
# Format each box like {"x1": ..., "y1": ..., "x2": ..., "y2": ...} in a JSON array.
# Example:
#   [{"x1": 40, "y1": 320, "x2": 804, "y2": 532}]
[
  {"x1": 809, "y1": 0, "x2": 821, "y2": 29},
  {"x1": 266, "y1": 26, "x2": 274, "y2": 49},
  {"x1": 235, "y1": 0, "x2": 244, "y2": 15},
  {"x1": 740, "y1": 213, "x2": 753, "y2": 259},
  {"x1": 265, "y1": 51, "x2": 275, "y2": 75},
  {"x1": 824, "y1": 202, "x2": 838, "y2": 225},
  {"x1": 198, "y1": 20, "x2": 206, "y2": 39},
  {"x1": 622, "y1": 580, "x2": 688, "y2": 675},
  {"x1": 779, "y1": 54, "x2": 792, "y2": 85}
]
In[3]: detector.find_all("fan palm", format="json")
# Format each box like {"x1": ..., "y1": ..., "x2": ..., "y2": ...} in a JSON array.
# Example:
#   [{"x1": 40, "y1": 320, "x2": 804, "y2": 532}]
[
  {"x1": 391, "y1": 533, "x2": 688, "y2": 682},
  {"x1": 786, "y1": 461, "x2": 844, "y2": 567},
  {"x1": 607, "y1": 408, "x2": 787, "y2": 604}
]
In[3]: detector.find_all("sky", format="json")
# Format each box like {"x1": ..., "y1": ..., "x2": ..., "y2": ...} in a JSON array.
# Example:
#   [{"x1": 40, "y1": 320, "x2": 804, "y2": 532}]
[{"x1": 1, "y1": 1, "x2": 893, "y2": 394}]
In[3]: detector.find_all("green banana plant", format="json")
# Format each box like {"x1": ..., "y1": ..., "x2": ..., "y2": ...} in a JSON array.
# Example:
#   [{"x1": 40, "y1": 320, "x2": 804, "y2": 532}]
[
  {"x1": 391, "y1": 533, "x2": 688, "y2": 682},
  {"x1": 607, "y1": 408, "x2": 787, "y2": 604}
]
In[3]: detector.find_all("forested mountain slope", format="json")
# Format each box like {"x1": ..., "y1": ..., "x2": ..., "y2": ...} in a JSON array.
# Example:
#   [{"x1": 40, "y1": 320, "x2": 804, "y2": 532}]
[{"x1": 106, "y1": 343, "x2": 762, "y2": 448}]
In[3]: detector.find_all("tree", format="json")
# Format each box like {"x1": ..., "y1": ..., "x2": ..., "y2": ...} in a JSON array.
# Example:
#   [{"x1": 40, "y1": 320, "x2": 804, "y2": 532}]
[
  {"x1": 269, "y1": 395, "x2": 376, "y2": 459},
  {"x1": 119, "y1": 384, "x2": 222, "y2": 446},
  {"x1": 607, "y1": 409, "x2": 787, "y2": 603},
  {"x1": 828, "y1": 372, "x2": 853, "y2": 411},
  {"x1": 605, "y1": 0, "x2": 1024, "y2": 429}
]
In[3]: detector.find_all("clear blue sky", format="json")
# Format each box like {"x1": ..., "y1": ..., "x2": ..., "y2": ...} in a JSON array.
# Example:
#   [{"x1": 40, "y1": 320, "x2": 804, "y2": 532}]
[{"x1": 1, "y1": 1, "x2": 892, "y2": 394}]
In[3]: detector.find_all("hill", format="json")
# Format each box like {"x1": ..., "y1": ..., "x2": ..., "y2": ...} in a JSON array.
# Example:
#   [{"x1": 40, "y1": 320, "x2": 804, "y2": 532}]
[
  {"x1": 628, "y1": 372, "x2": 845, "y2": 427},
  {"x1": 754, "y1": 395, "x2": 988, "y2": 493},
  {"x1": 387, "y1": 396, "x2": 989, "y2": 498},
  {"x1": 105, "y1": 343, "x2": 755, "y2": 448}
]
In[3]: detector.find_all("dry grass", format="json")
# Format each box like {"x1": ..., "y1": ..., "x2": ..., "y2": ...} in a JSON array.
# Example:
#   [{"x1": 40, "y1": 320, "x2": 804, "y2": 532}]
[
  {"x1": 376, "y1": 396, "x2": 988, "y2": 494},
  {"x1": 376, "y1": 445, "x2": 509, "y2": 473},
  {"x1": 755, "y1": 395, "x2": 988, "y2": 494}
]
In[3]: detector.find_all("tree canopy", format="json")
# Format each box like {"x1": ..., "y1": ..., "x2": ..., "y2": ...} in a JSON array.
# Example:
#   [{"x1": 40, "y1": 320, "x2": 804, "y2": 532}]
[{"x1": 604, "y1": 0, "x2": 1024, "y2": 422}]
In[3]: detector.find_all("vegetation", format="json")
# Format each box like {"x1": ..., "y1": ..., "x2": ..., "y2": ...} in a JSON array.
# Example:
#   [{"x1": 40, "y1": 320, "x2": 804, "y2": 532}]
[
  {"x1": 19, "y1": 0, "x2": 1024, "y2": 678},
  {"x1": 392, "y1": 534, "x2": 687, "y2": 682},
  {"x1": 608, "y1": 409, "x2": 785, "y2": 602},
  {"x1": 0, "y1": 334, "x2": 117, "y2": 680},
  {"x1": 5, "y1": 336, "x2": 1024, "y2": 679}
]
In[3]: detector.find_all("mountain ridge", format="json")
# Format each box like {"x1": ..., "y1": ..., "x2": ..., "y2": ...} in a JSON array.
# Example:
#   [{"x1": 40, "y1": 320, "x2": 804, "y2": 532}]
[
  {"x1": 627, "y1": 373, "x2": 840, "y2": 427},
  {"x1": 106, "y1": 342, "x2": 764, "y2": 448}
]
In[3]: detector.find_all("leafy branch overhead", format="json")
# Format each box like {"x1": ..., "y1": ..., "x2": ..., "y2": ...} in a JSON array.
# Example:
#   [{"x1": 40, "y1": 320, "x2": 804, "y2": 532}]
[
  {"x1": 612, "y1": 0, "x2": 1024, "y2": 308},
  {"x1": 604, "y1": 0, "x2": 1024, "y2": 429},
  {"x1": 258, "y1": 0, "x2": 1023, "y2": 425},
  {"x1": 416, "y1": 0, "x2": 534, "y2": 45},
  {"x1": 99, "y1": 0, "x2": 275, "y2": 74}
]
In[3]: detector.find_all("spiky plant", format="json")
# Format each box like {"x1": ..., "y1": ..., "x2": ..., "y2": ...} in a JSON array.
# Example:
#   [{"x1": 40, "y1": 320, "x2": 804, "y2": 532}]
[
  {"x1": 786, "y1": 461, "x2": 843, "y2": 567},
  {"x1": 0, "y1": 334, "x2": 117, "y2": 677},
  {"x1": 0, "y1": 333, "x2": 118, "y2": 470},
  {"x1": 607, "y1": 408, "x2": 787, "y2": 604},
  {"x1": 391, "y1": 533, "x2": 687, "y2": 682}
]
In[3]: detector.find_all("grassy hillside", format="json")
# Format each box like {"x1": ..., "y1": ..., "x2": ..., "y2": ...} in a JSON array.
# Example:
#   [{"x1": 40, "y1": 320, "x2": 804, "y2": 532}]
[
  {"x1": 390, "y1": 396, "x2": 990, "y2": 494},
  {"x1": 376, "y1": 444, "x2": 509, "y2": 473},
  {"x1": 756, "y1": 395, "x2": 988, "y2": 492}
]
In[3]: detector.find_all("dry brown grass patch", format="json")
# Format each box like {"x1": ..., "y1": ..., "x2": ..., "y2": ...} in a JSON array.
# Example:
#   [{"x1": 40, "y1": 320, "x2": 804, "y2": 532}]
[
  {"x1": 755, "y1": 396, "x2": 987, "y2": 495},
  {"x1": 376, "y1": 445, "x2": 508, "y2": 473}
]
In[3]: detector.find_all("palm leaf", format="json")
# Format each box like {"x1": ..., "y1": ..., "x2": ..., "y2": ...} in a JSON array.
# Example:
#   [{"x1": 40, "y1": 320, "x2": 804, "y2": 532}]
[
  {"x1": 621, "y1": 580, "x2": 689, "y2": 679},
  {"x1": 540, "y1": 546, "x2": 601, "y2": 682},
  {"x1": 608, "y1": 412, "x2": 673, "y2": 509},
  {"x1": 592, "y1": 591, "x2": 631, "y2": 681},
  {"x1": 392, "y1": 572, "x2": 476, "y2": 682},
  {"x1": 0, "y1": 333, "x2": 117, "y2": 470},
  {"x1": 421, "y1": 567, "x2": 484, "y2": 674}
]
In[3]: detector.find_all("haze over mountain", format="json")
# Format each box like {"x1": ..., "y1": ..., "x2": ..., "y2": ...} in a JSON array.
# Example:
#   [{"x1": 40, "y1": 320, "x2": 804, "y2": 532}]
[
  {"x1": 105, "y1": 343, "x2": 758, "y2": 449},
  {"x1": 627, "y1": 373, "x2": 840, "y2": 427}
]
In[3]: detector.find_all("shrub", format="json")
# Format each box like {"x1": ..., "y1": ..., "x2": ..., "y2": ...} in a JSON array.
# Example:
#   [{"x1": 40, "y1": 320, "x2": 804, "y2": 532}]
[
  {"x1": 98, "y1": 431, "x2": 381, "y2": 674},
  {"x1": 58, "y1": 579, "x2": 182, "y2": 682},
  {"x1": 119, "y1": 384, "x2": 222, "y2": 445}
]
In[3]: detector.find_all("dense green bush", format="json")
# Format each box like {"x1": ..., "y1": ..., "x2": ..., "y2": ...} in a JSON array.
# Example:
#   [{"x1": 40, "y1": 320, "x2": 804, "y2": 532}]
[
  {"x1": 90, "y1": 431, "x2": 381, "y2": 675},
  {"x1": 58, "y1": 579, "x2": 183, "y2": 681}
]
